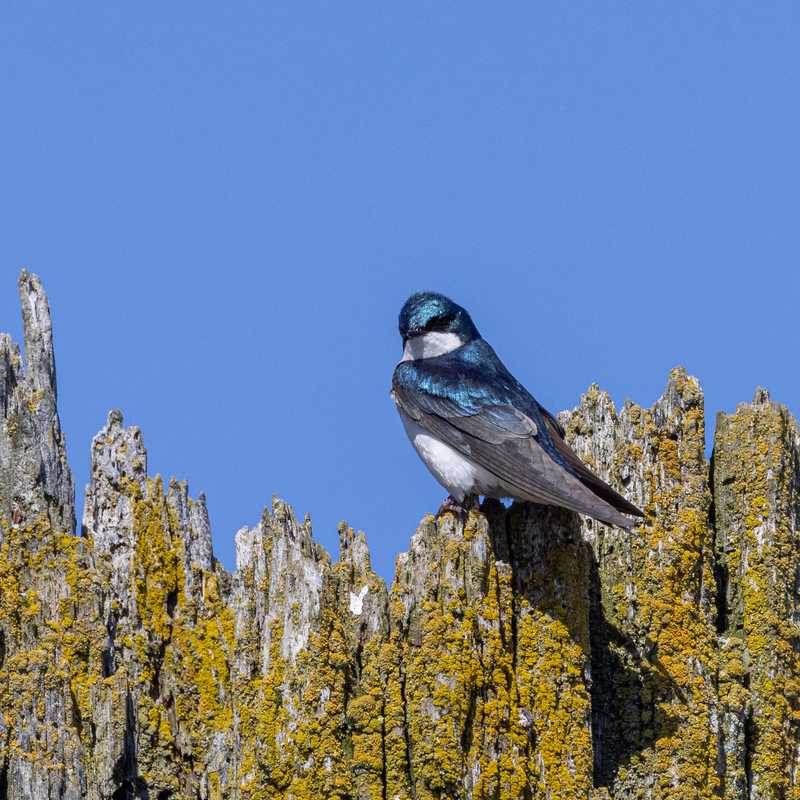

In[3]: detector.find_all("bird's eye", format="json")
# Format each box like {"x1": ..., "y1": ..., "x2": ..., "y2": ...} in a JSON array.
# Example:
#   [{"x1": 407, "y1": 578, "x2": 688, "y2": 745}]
[{"x1": 426, "y1": 312, "x2": 453, "y2": 331}]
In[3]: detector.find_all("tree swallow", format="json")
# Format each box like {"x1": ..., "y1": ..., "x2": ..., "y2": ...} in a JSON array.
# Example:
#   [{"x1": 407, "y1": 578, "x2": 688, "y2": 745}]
[{"x1": 391, "y1": 291, "x2": 644, "y2": 528}]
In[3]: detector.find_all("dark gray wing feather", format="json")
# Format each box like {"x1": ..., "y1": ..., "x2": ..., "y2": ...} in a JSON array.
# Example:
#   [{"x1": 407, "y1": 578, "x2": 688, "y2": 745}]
[
  {"x1": 537, "y1": 408, "x2": 644, "y2": 517},
  {"x1": 392, "y1": 343, "x2": 643, "y2": 525},
  {"x1": 392, "y1": 381, "x2": 612, "y2": 515}
]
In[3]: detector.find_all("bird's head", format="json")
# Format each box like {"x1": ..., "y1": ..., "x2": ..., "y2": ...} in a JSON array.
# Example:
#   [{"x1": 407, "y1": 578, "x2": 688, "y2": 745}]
[{"x1": 398, "y1": 292, "x2": 480, "y2": 361}]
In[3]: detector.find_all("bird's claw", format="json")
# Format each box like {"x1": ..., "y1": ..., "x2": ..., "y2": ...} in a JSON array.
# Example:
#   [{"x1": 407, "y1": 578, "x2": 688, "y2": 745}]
[{"x1": 435, "y1": 494, "x2": 479, "y2": 522}]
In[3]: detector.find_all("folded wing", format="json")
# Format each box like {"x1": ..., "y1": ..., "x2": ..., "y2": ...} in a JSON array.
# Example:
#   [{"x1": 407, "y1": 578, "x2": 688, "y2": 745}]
[
  {"x1": 392, "y1": 348, "x2": 643, "y2": 527},
  {"x1": 535, "y1": 403, "x2": 644, "y2": 518}
]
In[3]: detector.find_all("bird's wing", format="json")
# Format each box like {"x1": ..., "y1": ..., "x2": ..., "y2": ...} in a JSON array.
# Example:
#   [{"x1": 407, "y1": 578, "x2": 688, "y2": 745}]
[
  {"x1": 392, "y1": 350, "x2": 641, "y2": 523},
  {"x1": 536, "y1": 403, "x2": 644, "y2": 518},
  {"x1": 396, "y1": 395, "x2": 576, "y2": 508}
]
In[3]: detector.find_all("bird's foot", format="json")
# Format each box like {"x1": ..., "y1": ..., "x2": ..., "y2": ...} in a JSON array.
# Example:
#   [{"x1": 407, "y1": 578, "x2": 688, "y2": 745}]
[{"x1": 436, "y1": 494, "x2": 479, "y2": 521}]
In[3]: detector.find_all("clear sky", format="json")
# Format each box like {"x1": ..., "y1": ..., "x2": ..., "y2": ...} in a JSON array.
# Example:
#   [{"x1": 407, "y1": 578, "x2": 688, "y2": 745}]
[{"x1": 1, "y1": 2, "x2": 798, "y2": 580}]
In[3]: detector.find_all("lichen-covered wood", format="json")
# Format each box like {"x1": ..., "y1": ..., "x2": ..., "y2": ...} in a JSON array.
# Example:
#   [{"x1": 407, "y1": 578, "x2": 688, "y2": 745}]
[
  {"x1": 0, "y1": 271, "x2": 798, "y2": 799},
  {"x1": 712, "y1": 391, "x2": 800, "y2": 800},
  {"x1": 562, "y1": 372, "x2": 720, "y2": 799}
]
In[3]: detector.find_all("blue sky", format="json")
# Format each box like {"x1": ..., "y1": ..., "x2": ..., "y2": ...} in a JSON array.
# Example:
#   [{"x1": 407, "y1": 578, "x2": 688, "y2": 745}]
[{"x1": 1, "y1": 2, "x2": 798, "y2": 580}]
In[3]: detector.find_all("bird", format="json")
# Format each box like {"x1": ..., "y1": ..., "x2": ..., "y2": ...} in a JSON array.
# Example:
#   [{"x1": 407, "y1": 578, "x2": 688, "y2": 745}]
[{"x1": 390, "y1": 291, "x2": 644, "y2": 528}]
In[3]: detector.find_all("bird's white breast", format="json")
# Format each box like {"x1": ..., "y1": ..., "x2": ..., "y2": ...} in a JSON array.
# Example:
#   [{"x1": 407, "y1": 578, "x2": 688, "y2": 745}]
[
  {"x1": 399, "y1": 412, "x2": 499, "y2": 501},
  {"x1": 397, "y1": 330, "x2": 499, "y2": 500}
]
